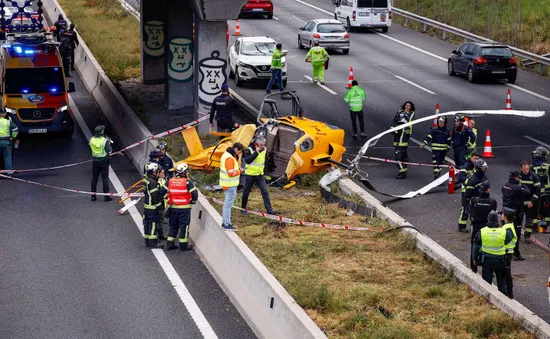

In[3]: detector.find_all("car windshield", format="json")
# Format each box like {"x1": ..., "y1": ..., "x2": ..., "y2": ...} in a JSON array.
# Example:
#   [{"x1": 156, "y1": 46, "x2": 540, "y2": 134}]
[
  {"x1": 481, "y1": 47, "x2": 513, "y2": 57},
  {"x1": 317, "y1": 23, "x2": 346, "y2": 33},
  {"x1": 357, "y1": 0, "x2": 388, "y2": 8},
  {"x1": 241, "y1": 42, "x2": 276, "y2": 56},
  {"x1": 4, "y1": 67, "x2": 65, "y2": 94}
]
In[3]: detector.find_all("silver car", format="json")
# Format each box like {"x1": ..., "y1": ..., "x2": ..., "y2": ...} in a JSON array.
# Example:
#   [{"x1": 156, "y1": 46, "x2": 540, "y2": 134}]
[{"x1": 298, "y1": 19, "x2": 350, "y2": 55}]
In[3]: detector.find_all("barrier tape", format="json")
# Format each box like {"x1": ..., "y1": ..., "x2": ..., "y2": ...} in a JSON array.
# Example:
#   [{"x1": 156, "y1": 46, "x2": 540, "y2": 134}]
[
  {"x1": 361, "y1": 155, "x2": 451, "y2": 168},
  {"x1": 209, "y1": 197, "x2": 382, "y2": 232},
  {"x1": 0, "y1": 114, "x2": 210, "y2": 174}
]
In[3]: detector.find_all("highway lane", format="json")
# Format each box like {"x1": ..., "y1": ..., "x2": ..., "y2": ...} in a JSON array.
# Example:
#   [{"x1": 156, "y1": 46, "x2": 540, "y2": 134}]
[{"x1": 229, "y1": 0, "x2": 550, "y2": 321}]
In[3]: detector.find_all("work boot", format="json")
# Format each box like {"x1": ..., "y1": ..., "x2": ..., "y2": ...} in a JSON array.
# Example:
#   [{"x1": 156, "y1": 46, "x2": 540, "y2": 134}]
[
  {"x1": 241, "y1": 210, "x2": 249, "y2": 215},
  {"x1": 166, "y1": 242, "x2": 178, "y2": 251},
  {"x1": 91, "y1": 194, "x2": 97, "y2": 201},
  {"x1": 267, "y1": 210, "x2": 278, "y2": 215},
  {"x1": 222, "y1": 224, "x2": 238, "y2": 232},
  {"x1": 179, "y1": 243, "x2": 190, "y2": 251},
  {"x1": 396, "y1": 172, "x2": 406, "y2": 179},
  {"x1": 513, "y1": 255, "x2": 526, "y2": 261},
  {"x1": 458, "y1": 227, "x2": 469, "y2": 233},
  {"x1": 352, "y1": 134, "x2": 357, "y2": 139},
  {"x1": 71, "y1": 67, "x2": 76, "y2": 71},
  {"x1": 524, "y1": 232, "x2": 532, "y2": 244},
  {"x1": 360, "y1": 133, "x2": 367, "y2": 138},
  {"x1": 320, "y1": 81, "x2": 325, "y2": 85},
  {"x1": 266, "y1": 90, "x2": 272, "y2": 94},
  {"x1": 104, "y1": 196, "x2": 113, "y2": 202},
  {"x1": 148, "y1": 242, "x2": 164, "y2": 249}
]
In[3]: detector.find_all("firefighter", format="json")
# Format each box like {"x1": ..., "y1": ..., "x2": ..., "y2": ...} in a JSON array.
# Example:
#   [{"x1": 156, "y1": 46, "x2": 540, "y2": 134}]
[
  {"x1": 391, "y1": 101, "x2": 415, "y2": 179},
  {"x1": 451, "y1": 114, "x2": 476, "y2": 168},
  {"x1": 66, "y1": 23, "x2": 79, "y2": 71},
  {"x1": 157, "y1": 142, "x2": 174, "y2": 179},
  {"x1": 531, "y1": 146, "x2": 550, "y2": 232},
  {"x1": 241, "y1": 136, "x2": 276, "y2": 216},
  {"x1": 458, "y1": 158, "x2": 488, "y2": 233},
  {"x1": 472, "y1": 210, "x2": 514, "y2": 295},
  {"x1": 501, "y1": 207, "x2": 518, "y2": 299},
  {"x1": 166, "y1": 163, "x2": 198, "y2": 251},
  {"x1": 0, "y1": 108, "x2": 18, "y2": 173},
  {"x1": 421, "y1": 115, "x2": 451, "y2": 180},
  {"x1": 469, "y1": 181, "x2": 497, "y2": 273},
  {"x1": 143, "y1": 162, "x2": 167, "y2": 248},
  {"x1": 305, "y1": 40, "x2": 330, "y2": 85},
  {"x1": 502, "y1": 171, "x2": 531, "y2": 261},
  {"x1": 519, "y1": 160, "x2": 541, "y2": 244},
  {"x1": 209, "y1": 84, "x2": 238, "y2": 132},
  {"x1": 143, "y1": 149, "x2": 161, "y2": 177},
  {"x1": 53, "y1": 14, "x2": 67, "y2": 41},
  {"x1": 89, "y1": 125, "x2": 112, "y2": 201},
  {"x1": 467, "y1": 118, "x2": 478, "y2": 157},
  {"x1": 456, "y1": 152, "x2": 480, "y2": 190},
  {"x1": 219, "y1": 142, "x2": 244, "y2": 231}
]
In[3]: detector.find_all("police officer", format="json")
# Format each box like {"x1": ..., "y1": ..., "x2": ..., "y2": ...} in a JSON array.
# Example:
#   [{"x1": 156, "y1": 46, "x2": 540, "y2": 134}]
[
  {"x1": 54, "y1": 14, "x2": 67, "y2": 41},
  {"x1": 157, "y1": 142, "x2": 174, "y2": 179},
  {"x1": 210, "y1": 84, "x2": 237, "y2": 132},
  {"x1": 458, "y1": 158, "x2": 488, "y2": 233},
  {"x1": 0, "y1": 108, "x2": 18, "y2": 173},
  {"x1": 456, "y1": 152, "x2": 480, "y2": 190},
  {"x1": 344, "y1": 80, "x2": 367, "y2": 139},
  {"x1": 501, "y1": 207, "x2": 518, "y2": 299},
  {"x1": 66, "y1": 23, "x2": 79, "y2": 71},
  {"x1": 59, "y1": 29, "x2": 72, "y2": 77},
  {"x1": 421, "y1": 115, "x2": 451, "y2": 180},
  {"x1": 469, "y1": 181, "x2": 497, "y2": 272},
  {"x1": 391, "y1": 101, "x2": 415, "y2": 179},
  {"x1": 143, "y1": 163, "x2": 167, "y2": 248},
  {"x1": 451, "y1": 114, "x2": 476, "y2": 168},
  {"x1": 305, "y1": 40, "x2": 330, "y2": 85},
  {"x1": 241, "y1": 136, "x2": 277, "y2": 216},
  {"x1": 502, "y1": 171, "x2": 531, "y2": 260},
  {"x1": 531, "y1": 146, "x2": 550, "y2": 232},
  {"x1": 519, "y1": 161, "x2": 541, "y2": 244},
  {"x1": 166, "y1": 163, "x2": 198, "y2": 251},
  {"x1": 472, "y1": 210, "x2": 514, "y2": 295},
  {"x1": 89, "y1": 125, "x2": 112, "y2": 202}
]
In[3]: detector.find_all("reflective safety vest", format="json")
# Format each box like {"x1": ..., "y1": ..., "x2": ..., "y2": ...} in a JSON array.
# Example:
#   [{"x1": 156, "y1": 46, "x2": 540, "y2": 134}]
[
  {"x1": 219, "y1": 151, "x2": 240, "y2": 187},
  {"x1": 245, "y1": 147, "x2": 265, "y2": 176},
  {"x1": 0, "y1": 118, "x2": 18, "y2": 140},
  {"x1": 90, "y1": 136, "x2": 108, "y2": 158},
  {"x1": 168, "y1": 177, "x2": 192, "y2": 208},
  {"x1": 344, "y1": 86, "x2": 366, "y2": 112},
  {"x1": 306, "y1": 46, "x2": 327, "y2": 63},
  {"x1": 468, "y1": 128, "x2": 478, "y2": 150},
  {"x1": 480, "y1": 227, "x2": 507, "y2": 256},
  {"x1": 271, "y1": 48, "x2": 283, "y2": 70},
  {"x1": 502, "y1": 222, "x2": 517, "y2": 253}
]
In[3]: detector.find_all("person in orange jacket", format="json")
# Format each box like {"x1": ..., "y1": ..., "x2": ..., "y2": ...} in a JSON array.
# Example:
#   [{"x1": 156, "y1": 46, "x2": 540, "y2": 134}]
[{"x1": 219, "y1": 142, "x2": 244, "y2": 231}]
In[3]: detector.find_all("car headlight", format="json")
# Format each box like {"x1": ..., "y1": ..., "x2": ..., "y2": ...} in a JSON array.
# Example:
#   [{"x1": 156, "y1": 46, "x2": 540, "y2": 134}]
[
  {"x1": 58, "y1": 105, "x2": 69, "y2": 113},
  {"x1": 238, "y1": 61, "x2": 253, "y2": 68},
  {"x1": 4, "y1": 107, "x2": 16, "y2": 115}
]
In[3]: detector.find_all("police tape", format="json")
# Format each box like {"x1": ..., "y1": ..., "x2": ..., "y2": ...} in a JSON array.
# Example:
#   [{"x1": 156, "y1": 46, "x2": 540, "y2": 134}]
[
  {"x1": 0, "y1": 173, "x2": 145, "y2": 197},
  {"x1": 0, "y1": 114, "x2": 210, "y2": 174},
  {"x1": 360, "y1": 155, "x2": 452, "y2": 168},
  {"x1": 209, "y1": 197, "x2": 382, "y2": 232}
]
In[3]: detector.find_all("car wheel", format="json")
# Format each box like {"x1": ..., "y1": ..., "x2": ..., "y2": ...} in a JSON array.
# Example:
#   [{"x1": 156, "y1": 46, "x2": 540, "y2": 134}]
[
  {"x1": 508, "y1": 74, "x2": 517, "y2": 84},
  {"x1": 334, "y1": 13, "x2": 338, "y2": 20},
  {"x1": 343, "y1": 49, "x2": 349, "y2": 55},
  {"x1": 267, "y1": 13, "x2": 273, "y2": 19},
  {"x1": 467, "y1": 66, "x2": 477, "y2": 83},
  {"x1": 381, "y1": 27, "x2": 388, "y2": 33},
  {"x1": 309, "y1": 40, "x2": 313, "y2": 49},
  {"x1": 346, "y1": 18, "x2": 353, "y2": 32},
  {"x1": 447, "y1": 60, "x2": 455, "y2": 76},
  {"x1": 61, "y1": 119, "x2": 74, "y2": 138},
  {"x1": 235, "y1": 67, "x2": 244, "y2": 87},
  {"x1": 282, "y1": 79, "x2": 287, "y2": 88},
  {"x1": 298, "y1": 36, "x2": 304, "y2": 49}
]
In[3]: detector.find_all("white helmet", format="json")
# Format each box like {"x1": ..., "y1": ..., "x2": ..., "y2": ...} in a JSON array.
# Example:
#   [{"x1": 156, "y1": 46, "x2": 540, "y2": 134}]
[
  {"x1": 145, "y1": 162, "x2": 161, "y2": 175},
  {"x1": 175, "y1": 163, "x2": 189, "y2": 175}
]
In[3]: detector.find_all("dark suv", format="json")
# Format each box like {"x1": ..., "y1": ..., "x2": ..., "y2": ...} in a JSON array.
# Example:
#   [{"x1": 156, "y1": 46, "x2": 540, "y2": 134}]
[{"x1": 448, "y1": 42, "x2": 517, "y2": 84}]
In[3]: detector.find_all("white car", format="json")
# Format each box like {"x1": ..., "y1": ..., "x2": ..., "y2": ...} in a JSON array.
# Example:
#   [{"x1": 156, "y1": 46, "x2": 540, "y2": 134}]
[{"x1": 228, "y1": 36, "x2": 287, "y2": 88}]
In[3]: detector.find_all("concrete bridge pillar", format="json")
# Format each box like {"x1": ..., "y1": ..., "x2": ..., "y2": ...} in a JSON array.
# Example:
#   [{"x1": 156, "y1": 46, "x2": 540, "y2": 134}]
[{"x1": 140, "y1": 0, "x2": 166, "y2": 84}]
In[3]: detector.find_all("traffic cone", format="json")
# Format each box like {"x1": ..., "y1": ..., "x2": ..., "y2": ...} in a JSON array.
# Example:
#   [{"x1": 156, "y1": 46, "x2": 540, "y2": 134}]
[
  {"x1": 463, "y1": 116, "x2": 470, "y2": 127},
  {"x1": 482, "y1": 129, "x2": 495, "y2": 158},
  {"x1": 432, "y1": 104, "x2": 440, "y2": 128},
  {"x1": 233, "y1": 20, "x2": 241, "y2": 36},
  {"x1": 505, "y1": 89, "x2": 512, "y2": 110},
  {"x1": 346, "y1": 66, "x2": 354, "y2": 89}
]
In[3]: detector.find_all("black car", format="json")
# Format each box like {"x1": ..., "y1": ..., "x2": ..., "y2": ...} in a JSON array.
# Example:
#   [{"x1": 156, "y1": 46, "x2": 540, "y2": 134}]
[{"x1": 448, "y1": 42, "x2": 517, "y2": 84}]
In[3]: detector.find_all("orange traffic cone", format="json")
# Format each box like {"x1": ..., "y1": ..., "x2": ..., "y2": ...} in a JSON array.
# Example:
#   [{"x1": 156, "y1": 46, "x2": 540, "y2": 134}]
[
  {"x1": 432, "y1": 104, "x2": 440, "y2": 128},
  {"x1": 233, "y1": 20, "x2": 241, "y2": 36},
  {"x1": 346, "y1": 66, "x2": 354, "y2": 89},
  {"x1": 464, "y1": 116, "x2": 470, "y2": 127},
  {"x1": 505, "y1": 89, "x2": 512, "y2": 110},
  {"x1": 482, "y1": 129, "x2": 495, "y2": 158}
]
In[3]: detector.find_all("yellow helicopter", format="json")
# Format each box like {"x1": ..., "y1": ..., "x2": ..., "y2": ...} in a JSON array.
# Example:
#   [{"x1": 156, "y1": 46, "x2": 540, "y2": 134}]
[{"x1": 176, "y1": 91, "x2": 346, "y2": 188}]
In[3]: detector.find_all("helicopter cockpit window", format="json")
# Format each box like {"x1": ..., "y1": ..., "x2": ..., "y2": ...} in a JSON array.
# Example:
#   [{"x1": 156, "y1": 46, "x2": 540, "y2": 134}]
[{"x1": 299, "y1": 136, "x2": 314, "y2": 152}]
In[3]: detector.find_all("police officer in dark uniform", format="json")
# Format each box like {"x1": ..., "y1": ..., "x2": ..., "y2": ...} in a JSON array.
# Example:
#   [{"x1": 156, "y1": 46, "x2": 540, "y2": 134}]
[
  {"x1": 502, "y1": 171, "x2": 531, "y2": 261},
  {"x1": 142, "y1": 163, "x2": 167, "y2": 248},
  {"x1": 420, "y1": 115, "x2": 451, "y2": 180},
  {"x1": 65, "y1": 23, "x2": 79, "y2": 71},
  {"x1": 390, "y1": 101, "x2": 415, "y2": 179},
  {"x1": 458, "y1": 158, "x2": 488, "y2": 233},
  {"x1": 451, "y1": 114, "x2": 476, "y2": 169},
  {"x1": 59, "y1": 28, "x2": 72, "y2": 77},
  {"x1": 455, "y1": 152, "x2": 479, "y2": 190},
  {"x1": 519, "y1": 160, "x2": 541, "y2": 244},
  {"x1": 157, "y1": 142, "x2": 174, "y2": 179},
  {"x1": 209, "y1": 83, "x2": 237, "y2": 133},
  {"x1": 54, "y1": 14, "x2": 67, "y2": 41},
  {"x1": 469, "y1": 181, "x2": 497, "y2": 272},
  {"x1": 531, "y1": 146, "x2": 550, "y2": 232}
]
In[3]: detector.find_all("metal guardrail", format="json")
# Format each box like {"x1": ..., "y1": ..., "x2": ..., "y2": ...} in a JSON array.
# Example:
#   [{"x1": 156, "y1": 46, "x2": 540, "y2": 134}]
[{"x1": 392, "y1": 7, "x2": 550, "y2": 73}]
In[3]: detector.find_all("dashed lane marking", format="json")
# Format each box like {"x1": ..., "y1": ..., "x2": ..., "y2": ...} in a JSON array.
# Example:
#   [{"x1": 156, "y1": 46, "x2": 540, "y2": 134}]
[
  {"x1": 525, "y1": 135, "x2": 550, "y2": 148},
  {"x1": 394, "y1": 75, "x2": 436, "y2": 95},
  {"x1": 303, "y1": 75, "x2": 338, "y2": 95}
]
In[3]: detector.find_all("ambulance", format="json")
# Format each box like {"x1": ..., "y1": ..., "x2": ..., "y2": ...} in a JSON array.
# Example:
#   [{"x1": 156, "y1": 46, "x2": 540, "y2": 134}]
[{"x1": 0, "y1": 32, "x2": 75, "y2": 137}]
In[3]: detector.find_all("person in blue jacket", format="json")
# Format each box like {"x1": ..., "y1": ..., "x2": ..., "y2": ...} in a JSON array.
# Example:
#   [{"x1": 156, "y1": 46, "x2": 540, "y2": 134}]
[{"x1": 451, "y1": 114, "x2": 476, "y2": 168}]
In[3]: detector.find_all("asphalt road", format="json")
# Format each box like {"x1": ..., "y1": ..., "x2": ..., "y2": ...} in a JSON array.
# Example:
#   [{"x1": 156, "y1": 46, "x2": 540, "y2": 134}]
[
  {"x1": 0, "y1": 7, "x2": 255, "y2": 339},
  {"x1": 228, "y1": 0, "x2": 550, "y2": 322}
]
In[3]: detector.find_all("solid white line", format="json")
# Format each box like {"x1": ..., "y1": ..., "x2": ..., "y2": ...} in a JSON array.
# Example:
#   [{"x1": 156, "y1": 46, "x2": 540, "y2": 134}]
[
  {"x1": 292, "y1": 15, "x2": 305, "y2": 23},
  {"x1": 68, "y1": 95, "x2": 217, "y2": 338},
  {"x1": 304, "y1": 75, "x2": 338, "y2": 95},
  {"x1": 508, "y1": 83, "x2": 550, "y2": 102},
  {"x1": 374, "y1": 32, "x2": 448, "y2": 62},
  {"x1": 294, "y1": 0, "x2": 333, "y2": 15},
  {"x1": 394, "y1": 75, "x2": 436, "y2": 95},
  {"x1": 524, "y1": 135, "x2": 550, "y2": 148},
  {"x1": 272, "y1": 15, "x2": 280, "y2": 20}
]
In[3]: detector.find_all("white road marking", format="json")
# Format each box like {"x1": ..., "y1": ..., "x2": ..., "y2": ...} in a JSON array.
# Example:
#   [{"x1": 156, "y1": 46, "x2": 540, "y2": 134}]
[
  {"x1": 394, "y1": 75, "x2": 436, "y2": 95},
  {"x1": 292, "y1": 15, "x2": 305, "y2": 23},
  {"x1": 524, "y1": 135, "x2": 550, "y2": 148},
  {"x1": 409, "y1": 137, "x2": 455, "y2": 165},
  {"x1": 272, "y1": 15, "x2": 280, "y2": 20},
  {"x1": 68, "y1": 96, "x2": 218, "y2": 339},
  {"x1": 291, "y1": 0, "x2": 550, "y2": 103},
  {"x1": 304, "y1": 75, "x2": 338, "y2": 94}
]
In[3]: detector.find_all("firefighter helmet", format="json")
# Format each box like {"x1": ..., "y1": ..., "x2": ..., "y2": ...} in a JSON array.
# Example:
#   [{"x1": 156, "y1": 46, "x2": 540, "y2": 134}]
[
  {"x1": 533, "y1": 146, "x2": 549, "y2": 160},
  {"x1": 454, "y1": 114, "x2": 465, "y2": 123},
  {"x1": 145, "y1": 162, "x2": 161, "y2": 176},
  {"x1": 475, "y1": 159, "x2": 488, "y2": 173},
  {"x1": 437, "y1": 116, "x2": 447, "y2": 124},
  {"x1": 175, "y1": 163, "x2": 189, "y2": 176}
]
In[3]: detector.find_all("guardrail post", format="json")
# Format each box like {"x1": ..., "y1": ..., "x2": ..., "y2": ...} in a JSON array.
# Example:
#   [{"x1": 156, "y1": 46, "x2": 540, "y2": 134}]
[
  {"x1": 541, "y1": 64, "x2": 547, "y2": 75},
  {"x1": 442, "y1": 30, "x2": 446, "y2": 40},
  {"x1": 423, "y1": 23, "x2": 427, "y2": 32},
  {"x1": 405, "y1": 17, "x2": 409, "y2": 26}
]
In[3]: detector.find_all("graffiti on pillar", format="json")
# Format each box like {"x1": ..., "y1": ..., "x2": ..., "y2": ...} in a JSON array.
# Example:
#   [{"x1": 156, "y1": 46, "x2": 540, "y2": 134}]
[
  {"x1": 198, "y1": 51, "x2": 227, "y2": 109},
  {"x1": 143, "y1": 21, "x2": 164, "y2": 58},
  {"x1": 168, "y1": 37, "x2": 194, "y2": 83}
]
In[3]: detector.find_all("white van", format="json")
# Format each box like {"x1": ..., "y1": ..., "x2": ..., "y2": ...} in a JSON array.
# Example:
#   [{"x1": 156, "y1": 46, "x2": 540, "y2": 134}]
[{"x1": 332, "y1": 0, "x2": 392, "y2": 33}]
